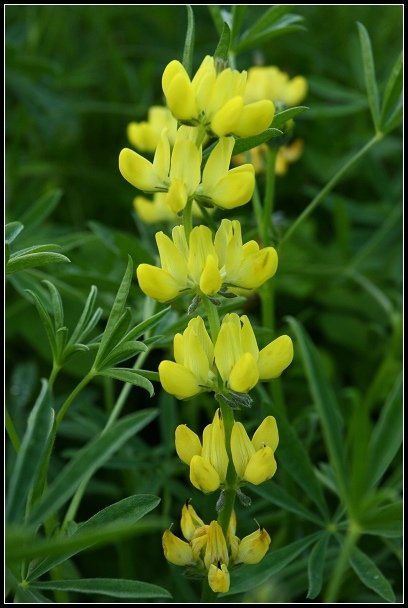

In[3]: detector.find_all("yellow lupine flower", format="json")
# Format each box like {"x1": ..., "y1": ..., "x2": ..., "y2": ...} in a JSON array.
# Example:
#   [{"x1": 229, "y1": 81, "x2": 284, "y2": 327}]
[
  {"x1": 162, "y1": 504, "x2": 271, "y2": 593},
  {"x1": 175, "y1": 410, "x2": 228, "y2": 494},
  {"x1": 133, "y1": 193, "x2": 209, "y2": 224},
  {"x1": 159, "y1": 314, "x2": 293, "y2": 399},
  {"x1": 120, "y1": 129, "x2": 254, "y2": 212},
  {"x1": 162, "y1": 55, "x2": 275, "y2": 137},
  {"x1": 235, "y1": 527, "x2": 271, "y2": 565},
  {"x1": 136, "y1": 220, "x2": 278, "y2": 302},
  {"x1": 127, "y1": 106, "x2": 177, "y2": 153},
  {"x1": 231, "y1": 417, "x2": 278, "y2": 485},
  {"x1": 245, "y1": 66, "x2": 308, "y2": 107},
  {"x1": 214, "y1": 314, "x2": 293, "y2": 393}
]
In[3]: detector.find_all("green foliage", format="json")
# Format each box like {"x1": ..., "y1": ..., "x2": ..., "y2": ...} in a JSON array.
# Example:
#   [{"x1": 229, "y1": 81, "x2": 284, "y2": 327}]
[{"x1": 5, "y1": 4, "x2": 402, "y2": 603}]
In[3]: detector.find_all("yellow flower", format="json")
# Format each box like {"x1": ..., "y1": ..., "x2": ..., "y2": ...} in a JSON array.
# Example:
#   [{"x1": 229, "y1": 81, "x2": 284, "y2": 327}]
[
  {"x1": 231, "y1": 416, "x2": 279, "y2": 484},
  {"x1": 245, "y1": 66, "x2": 308, "y2": 107},
  {"x1": 127, "y1": 106, "x2": 177, "y2": 153},
  {"x1": 159, "y1": 314, "x2": 293, "y2": 399},
  {"x1": 133, "y1": 193, "x2": 210, "y2": 225},
  {"x1": 136, "y1": 219, "x2": 277, "y2": 302},
  {"x1": 159, "y1": 316, "x2": 216, "y2": 399},
  {"x1": 275, "y1": 139, "x2": 304, "y2": 176},
  {"x1": 162, "y1": 504, "x2": 271, "y2": 594},
  {"x1": 120, "y1": 129, "x2": 254, "y2": 212},
  {"x1": 175, "y1": 410, "x2": 228, "y2": 494},
  {"x1": 214, "y1": 314, "x2": 294, "y2": 393},
  {"x1": 162, "y1": 55, "x2": 275, "y2": 137},
  {"x1": 235, "y1": 526, "x2": 271, "y2": 565}
]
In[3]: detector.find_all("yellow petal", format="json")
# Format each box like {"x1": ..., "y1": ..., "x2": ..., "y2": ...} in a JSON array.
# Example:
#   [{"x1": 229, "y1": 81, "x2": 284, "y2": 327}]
[
  {"x1": 162, "y1": 529, "x2": 195, "y2": 566},
  {"x1": 119, "y1": 148, "x2": 158, "y2": 191},
  {"x1": 211, "y1": 96, "x2": 243, "y2": 136},
  {"x1": 284, "y1": 75, "x2": 308, "y2": 106},
  {"x1": 252, "y1": 416, "x2": 279, "y2": 452},
  {"x1": 240, "y1": 316, "x2": 259, "y2": 360},
  {"x1": 133, "y1": 194, "x2": 174, "y2": 224},
  {"x1": 208, "y1": 564, "x2": 230, "y2": 593},
  {"x1": 244, "y1": 446, "x2": 277, "y2": 484},
  {"x1": 200, "y1": 255, "x2": 222, "y2": 296},
  {"x1": 152, "y1": 130, "x2": 171, "y2": 179},
  {"x1": 234, "y1": 100, "x2": 275, "y2": 137},
  {"x1": 187, "y1": 316, "x2": 214, "y2": 367},
  {"x1": 155, "y1": 231, "x2": 188, "y2": 284},
  {"x1": 162, "y1": 60, "x2": 184, "y2": 96},
  {"x1": 170, "y1": 139, "x2": 201, "y2": 194},
  {"x1": 127, "y1": 121, "x2": 157, "y2": 152},
  {"x1": 228, "y1": 352, "x2": 259, "y2": 392},
  {"x1": 175, "y1": 425, "x2": 202, "y2": 465},
  {"x1": 184, "y1": 324, "x2": 210, "y2": 385},
  {"x1": 181, "y1": 503, "x2": 205, "y2": 541},
  {"x1": 234, "y1": 246, "x2": 278, "y2": 289},
  {"x1": 165, "y1": 72, "x2": 197, "y2": 120},
  {"x1": 189, "y1": 455, "x2": 220, "y2": 493},
  {"x1": 158, "y1": 361, "x2": 201, "y2": 399},
  {"x1": 136, "y1": 264, "x2": 180, "y2": 302},
  {"x1": 166, "y1": 178, "x2": 188, "y2": 214},
  {"x1": 209, "y1": 165, "x2": 255, "y2": 209},
  {"x1": 202, "y1": 137, "x2": 235, "y2": 191},
  {"x1": 214, "y1": 315, "x2": 239, "y2": 383},
  {"x1": 204, "y1": 521, "x2": 229, "y2": 570},
  {"x1": 187, "y1": 225, "x2": 217, "y2": 283},
  {"x1": 258, "y1": 335, "x2": 294, "y2": 379},
  {"x1": 203, "y1": 410, "x2": 228, "y2": 482},
  {"x1": 235, "y1": 528, "x2": 271, "y2": 565},
  {"x1": 231, "y1": 422, "x2": 255, "y2": 479}
]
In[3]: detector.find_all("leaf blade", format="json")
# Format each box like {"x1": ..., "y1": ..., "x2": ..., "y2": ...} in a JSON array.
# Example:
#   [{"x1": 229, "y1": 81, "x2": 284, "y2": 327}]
[
  {"x1": 357, "y1": 22, "x2": 380, "y2": 131},
  {"x1": 349, "y1": 546, "x2": 396, "y2": 603},
  {"x1": 307, "y1": 533, "x2": 330, "y2": 599},
  {"x1": 31, "y1": 578, "x2": 172, "y2": 599}
]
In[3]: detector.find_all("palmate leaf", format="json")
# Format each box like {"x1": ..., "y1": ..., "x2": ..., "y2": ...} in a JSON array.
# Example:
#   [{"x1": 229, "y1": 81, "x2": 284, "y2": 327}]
[{"x1": 31, "y1": 579, "x2": 172, "y2": 600}]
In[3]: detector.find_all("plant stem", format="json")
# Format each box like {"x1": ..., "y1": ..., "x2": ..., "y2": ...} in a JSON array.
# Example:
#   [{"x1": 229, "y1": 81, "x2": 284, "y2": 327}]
[
  {"x1": 183, "y1": 198, "x2": 194, "y2": 241},
  {"x1": 5, "y1": 408, "x2": 20, "y2": 453},
  {"x1": 202, "y1": 296, "x2": 221, "y2": 342},
  {"x1": 217, "y1": 401, "x2": 237, "y2": 537},
  {"x1": 48, "y1": 363, "x2": 61, "y2": 387},
  {"x1": 55, "y1": 371, "x2": 96, "y2": 429},
  {"x1": 280, "y1": 133, "x2": 383, "y2": 247},
  {"x1": 324, "y1": 530, "x2": 359, "y2": 603}
]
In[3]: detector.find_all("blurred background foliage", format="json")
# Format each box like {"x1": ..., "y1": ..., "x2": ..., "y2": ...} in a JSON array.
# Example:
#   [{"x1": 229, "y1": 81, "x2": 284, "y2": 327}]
[{"x1": 6, "y1": 5, "x2": 402, "y2": 603}]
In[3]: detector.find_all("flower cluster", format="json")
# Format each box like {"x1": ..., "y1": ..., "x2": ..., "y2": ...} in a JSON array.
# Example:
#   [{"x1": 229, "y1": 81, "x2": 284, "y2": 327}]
[
  {"x1": 119, "y1": 53, "x2": 296, "y2": 595},
  {"x1": 162, "y1": 502, "x2": 271, "y2": 592}
]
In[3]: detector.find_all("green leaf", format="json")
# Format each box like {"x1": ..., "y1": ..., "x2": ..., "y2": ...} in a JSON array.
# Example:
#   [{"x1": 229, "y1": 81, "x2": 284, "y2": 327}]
[
  {"x1": 208, "y1": 6, "x2": 224, "y2": 36},
  {"x1": 250, "y1": 481, "x2": 323, "y2": 525},
  {"x1": 122, "y1": 306, "x2": 171, "y2": 342},
  {"x1": 233, "y1": 128, "x2": 283, "y2": 156},
  {"x1": 27, "y1": 409, "x2": 157, "y2": 525},
  {"x1": 240, "y1": 5, "x2": 291, "y2": 40},
  {"x1": 383, "y1": 101, "x2": 402, "y2": 134},
  {"x1": 357, "y1": 22, "x2": 380, "y2": 131},
  {"x1": 360, "y1": 502, "x2": 402, "y2": 538},
  {"x1": 231, "y1": 6, "x2": 247, "y2": 43},
  {"x1": 348, "y1": 395, "x2": 371, "y2": 511},
  {"x1": 272, "y1": 106, "x2": 309, "y2": 129},
  {"x1": 272, "y1": 408, "x2": 329, "y2": 518},
  {"x1": 43, "y1": 280, "x2": 64, "y2": 331},
  {"x1": 236, "y1": 14, "x2": 304, "y2": 53},
  {"x1": 287, "y1": 317, "x2": 348, "y2": 502},
  {"x1": 369, "y1": 373, "x2": 402, "y2": 488},
  {"x1": 307, "y1": 533, "x2": 330, "y2": 599},
  {"x1": 9, "y1": 243, "x2": 62, "y2": 257},
  {"x1": 68, "y1": 285, "x2": 99, "y2": 345},
  {"x1": 99, "y1": 368, "x2": 154, "y2": 396},
  {"x1": 94, "y1": 256, "x2": 133, "y2": 366},
  {"x1": 20, "y1": 188, "x2": 63, "y2": 231},
  {"x1": 214, "y1": 22, "x2": 231, "y2": 63},
  {"x1": 7, "y1": 252, "x2": 70, "y2": 273},
  {"x1": 349, "y1": 546, "x2": 396, "y2": 602},
  {"x1": 6, "y1": 380, "x2": 54, "y2": 523},
  {"x1": 380, "y1": 51, "x2": 402, "y2": 125},
  {"x1": 31, "y1": 579, "x2": 172, "y2": 599},
  {"x1": 27, "y1": 494, "x2": 161, "y2": 580},
  {"x1": 182, "y1": 6, "x2": 195, "y2": 76},
  {"x1": 5, "y1": 221, "x2": 24, "y2": 244},
  {"x1": 25, "y1": 289, "x2": 57, "y2": 358},
  {"x1": 7, "y1": 516, "x2": 165, "y2": 563},
  {"x1": 98, "y1": 341, "x2": 147, "y2": 369},
  {"x1": 225, "y1": 534, "x2": 318, "y2": 596}
]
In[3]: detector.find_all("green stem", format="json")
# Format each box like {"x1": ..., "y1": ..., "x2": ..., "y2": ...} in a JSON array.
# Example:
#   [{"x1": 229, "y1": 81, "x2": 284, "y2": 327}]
[
  {"x1": 324, "y1": 530, "x2": 360, "y2": 603},
  {"x1": 262, "y1": 147, "x2": 278, "y2": 246},
  {"x1": 252, "y1": 176, "x2": 264, "y2": 238},
  {"x1": 217, "y1": 401, "x2": 237, "y2": 537},
  {"x1": 5, "y1": 408, "x2": 20, "y2": 453},
  {"x1": 48, "y1": 363, "x2": 61, "y2": 388},
  {"x1": 280, "y1": 133, "x2": 383, "y2": 247},
  {"x1": 55, "y1": 371, "x2": 96, "y2": 429},
  {"x1": 183, "y1": 198, "x2": 194, "y2": 241},
  {"x1": 202, "y1": 296, "x2": 220, "y2": 342}
]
